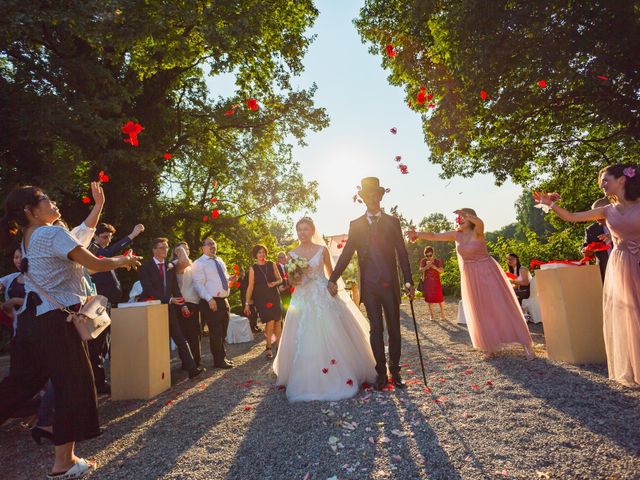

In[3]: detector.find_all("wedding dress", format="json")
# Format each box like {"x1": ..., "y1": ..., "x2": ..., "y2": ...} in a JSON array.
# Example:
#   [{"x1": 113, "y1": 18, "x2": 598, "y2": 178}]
[{"x1": 272, "y1": 247, "x2": 377, "y2": 401}]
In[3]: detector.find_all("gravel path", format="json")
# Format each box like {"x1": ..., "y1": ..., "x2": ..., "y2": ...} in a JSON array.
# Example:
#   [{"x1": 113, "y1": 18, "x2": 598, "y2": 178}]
[{"x1": 1, "y1": 300, "x2": 639, "y2": 479}]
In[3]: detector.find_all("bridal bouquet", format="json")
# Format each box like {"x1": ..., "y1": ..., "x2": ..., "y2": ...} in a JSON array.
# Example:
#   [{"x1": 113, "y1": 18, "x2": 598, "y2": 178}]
[{"x1": 287, "y1": 257, "x2": 310, "y2": 285}]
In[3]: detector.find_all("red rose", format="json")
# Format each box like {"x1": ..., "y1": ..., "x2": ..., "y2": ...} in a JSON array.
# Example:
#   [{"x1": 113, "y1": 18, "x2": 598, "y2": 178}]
[
  {"x1": 480, "y1": 90, "x2": 488, "y2": 100},
  {"x1": 164, "y1": 153, "x2": 172, "y2": 160},
  {"x1": 537, "y1": 80, "x2": 547, "y2": 88},
  {"x1": 82, "y1": 196, "x2": 90, "y2": 204}
]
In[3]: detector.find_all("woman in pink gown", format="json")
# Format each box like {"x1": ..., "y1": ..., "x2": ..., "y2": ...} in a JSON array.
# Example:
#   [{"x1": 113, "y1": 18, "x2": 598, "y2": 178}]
[
  {"x1": 535, "y1": 163, "x2": 640, "y2": 387},
  {"x1": 408, "y1": 209, "x2": 535, "y2": 360}
]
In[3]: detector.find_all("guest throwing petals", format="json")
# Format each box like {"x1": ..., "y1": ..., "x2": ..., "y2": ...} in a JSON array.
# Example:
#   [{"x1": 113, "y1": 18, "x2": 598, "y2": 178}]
[
  {"x1": 419, "y1": 246, "x2": 445, "y2": 320},
  {"x1": 408, "y1": 208, "x2": 535, "y2": 360},
  {"x1": 534, "y1": 163, "x2": 640, "y2": 387},
  {"x1": 244, "y1": 245, "x2": 283, "y2": 359}
]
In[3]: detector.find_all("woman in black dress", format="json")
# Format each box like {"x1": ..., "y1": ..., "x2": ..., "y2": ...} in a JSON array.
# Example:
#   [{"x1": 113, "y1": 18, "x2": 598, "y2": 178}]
[{"x1": 243, "y1": 245, "x2": 283, "y2": 358}]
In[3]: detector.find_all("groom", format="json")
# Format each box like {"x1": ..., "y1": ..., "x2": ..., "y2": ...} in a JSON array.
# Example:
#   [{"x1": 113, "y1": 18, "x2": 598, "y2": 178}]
[{"x1": 328, "y1": 177, "x2": 414, "y2": 390}]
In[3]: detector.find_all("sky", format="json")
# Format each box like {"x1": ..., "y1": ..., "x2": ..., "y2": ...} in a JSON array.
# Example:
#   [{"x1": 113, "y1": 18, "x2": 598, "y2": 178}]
[{"x1": 209, "y1": 1, "x2": 523, "y2": 237}]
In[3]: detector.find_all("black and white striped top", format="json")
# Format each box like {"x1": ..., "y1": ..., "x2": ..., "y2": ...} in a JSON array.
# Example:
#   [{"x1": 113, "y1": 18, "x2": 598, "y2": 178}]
[{"x1": 21, "y1": 226, "x2": 86, "y2": 316}]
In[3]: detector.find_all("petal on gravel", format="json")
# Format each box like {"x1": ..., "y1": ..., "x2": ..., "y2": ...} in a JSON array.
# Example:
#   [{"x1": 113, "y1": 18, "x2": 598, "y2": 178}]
[{"x1": 391, "y1": 455, "x2": 402, "y2": 463}]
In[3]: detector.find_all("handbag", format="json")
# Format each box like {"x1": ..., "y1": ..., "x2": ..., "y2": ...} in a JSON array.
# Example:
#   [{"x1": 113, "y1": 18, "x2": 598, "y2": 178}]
[{"x1": 26, "y1": 273, "x2": 111, "y2": 341}]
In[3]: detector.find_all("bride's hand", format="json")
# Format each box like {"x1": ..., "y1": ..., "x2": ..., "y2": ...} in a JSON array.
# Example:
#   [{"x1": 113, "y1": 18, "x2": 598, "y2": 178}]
[
  {"x1": 327, "y1": 281, "x2": 338, "y2": 297},
  {"x1": 533, "y1": 191, "x2": 560, "y2": 206},
  {"x1": 405, "y1": 230, "x2": 418, "y2": 242}
]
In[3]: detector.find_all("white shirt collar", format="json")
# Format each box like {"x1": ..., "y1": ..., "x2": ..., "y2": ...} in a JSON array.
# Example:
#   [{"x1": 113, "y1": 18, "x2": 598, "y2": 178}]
[
  {"x1": 153, "y1": 257, "x2": 165, "y2": 266},
  {"x1": 367, "y1": 211, "x2": 382, "y2": 224}
]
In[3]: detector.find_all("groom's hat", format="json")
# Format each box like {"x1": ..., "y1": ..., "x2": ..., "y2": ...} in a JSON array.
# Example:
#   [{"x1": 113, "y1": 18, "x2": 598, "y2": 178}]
[{"x1": 358, "y1": 177, "x2": 386, "y2": 196}]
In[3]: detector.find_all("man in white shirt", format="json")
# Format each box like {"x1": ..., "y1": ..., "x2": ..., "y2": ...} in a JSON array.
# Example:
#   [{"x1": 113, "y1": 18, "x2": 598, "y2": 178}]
[{"x1": 192, "y1": 237, "x2": 237, "y2": 369}]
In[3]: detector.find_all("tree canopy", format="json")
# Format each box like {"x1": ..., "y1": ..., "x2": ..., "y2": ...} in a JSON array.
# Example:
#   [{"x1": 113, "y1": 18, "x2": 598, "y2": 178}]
[
  {"x1": 356, "y1": 0, "x2": 640, "y2": 210},
  {"x1": 0, "y1": 0, "x2": 329, "y2": 270}
]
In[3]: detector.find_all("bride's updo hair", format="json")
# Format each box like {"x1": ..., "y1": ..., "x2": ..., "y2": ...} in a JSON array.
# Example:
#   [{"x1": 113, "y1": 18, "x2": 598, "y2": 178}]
[{"x1": 295, "y1": 216, "x2": 316, "y2": 233}]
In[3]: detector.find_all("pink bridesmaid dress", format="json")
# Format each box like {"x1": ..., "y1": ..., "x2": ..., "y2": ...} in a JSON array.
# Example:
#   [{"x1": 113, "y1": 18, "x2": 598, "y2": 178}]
[
  {"x1": 456, "y1": 233, "x2": 533, "y2": 353},
  {"x1": 603, "y1": 203, "x2": 640, "y2": 387}
]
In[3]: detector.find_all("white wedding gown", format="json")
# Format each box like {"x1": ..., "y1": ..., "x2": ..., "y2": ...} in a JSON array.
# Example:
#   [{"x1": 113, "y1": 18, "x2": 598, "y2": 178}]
[{"x1": 273, "y1": 248, "x2": 377, "y2": 401}]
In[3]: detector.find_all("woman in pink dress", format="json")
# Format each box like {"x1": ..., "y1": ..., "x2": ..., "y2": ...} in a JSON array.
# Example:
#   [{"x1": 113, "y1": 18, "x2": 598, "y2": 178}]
[
  {"x1": 408, "y1": 209, "x2": 534, "y2": 360},
  {"x1": 535, "y1": 163, "x2": 640, "y2": 387}
]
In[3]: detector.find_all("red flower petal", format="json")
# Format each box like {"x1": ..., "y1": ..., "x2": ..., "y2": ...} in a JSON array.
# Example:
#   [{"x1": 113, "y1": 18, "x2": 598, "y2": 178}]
[
  {"x1": 419, "y1": 86, "x2": 427, "y2": 91},
  {"x1": 224, "y1": 109, "x2": 235, "y2": 116},
  {"x1": 266, "y1": 302, "x2": 273, "y2": 308},
  {"x1": 330, "y1": 359, "x2": 337, "y2": 365},
  {"x1": 471, "y1": 384, "x2": 480, "y2": 390},
  {"x1": 203, "y1": 215, "x2": 209, "y2": 222},
  {"x1": 244, "y1": 406, "x2": 252, "y2": 411},
  {"x1": 289, "y1": 286, "x2": 295, "y2": 293},
  {"x1": 233, "y1": 265, "x2": 239, "y2": 271},
  {"x1": 427, "y1": 93, "x2": 434, "y2": 100},
  {"x1": 416, "y1": 91, "x2": 427, "y2": 105},
  {"x1": 346, "y1": 379, "x2": 353, "y2": 386},
  {"x1": 395, "y1": 155, "x2": 402, "y2": 162},
  {"x1": 337, "y1": 243, "x2": 344, "y2": 249},
  {"x1": 385, "y1": 44, "x2": 396, "y2": 58},
  {"x1": 537, "y1": 80, "x2": 547, "y2": 88},
  {"x1": 211, "y1": 209, "x2": 220, "y2": 219},
  {"x1": 235, "y1": 282, "x2": 241, "y2": 288},
  {"x1": 246, "y1": 98, "x2": 259, "y2": 111},
  {"x1": 480, "y1": 90, "x2": 488, "y2": 100},
  {"x1": 82, "y1": 196, "x2": 90, "y2": 204},
  {"x1": 322, "y1": 368, "x2": 328, "y2": 374},
  {"x1": 390, "y1": 127, "x2": 397, "y2": 135},
  {"x1": 398, "y1": 164, "x2": 409, "y2": 175},
  {"x1": 424, "y1": 387, "x2": 431, "y2": 394},
  {"x1": 428, "y1": 103, "x2": 436, "y2": 109},
  {"x1": 164, "y1": 153, "x2": 172, "y2": 160},
  {"x1": 486, "y1": 380, "x2": 494, "y2": 388},
  {"x1": 597, "y1": 75, "x2": 609, "y2": 81},
  {"x1": 210, "y1": 197, "x2": 218, "y2": 203}
]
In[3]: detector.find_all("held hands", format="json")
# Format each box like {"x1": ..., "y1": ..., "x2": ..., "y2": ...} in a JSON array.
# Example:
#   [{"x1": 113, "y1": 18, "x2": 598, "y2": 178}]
[
  {"x1": 598, "y1": 233, "x2": 612, "y2": 244},
  {"x1": 327, "y1": 281, "x2": 338, "y2": 297},
  {"x1": 170, "y1": 297, "x2": 185, "y2": 305},
  {"x1": 90, "y1": 182, "x2": 105, "y2": 206}
]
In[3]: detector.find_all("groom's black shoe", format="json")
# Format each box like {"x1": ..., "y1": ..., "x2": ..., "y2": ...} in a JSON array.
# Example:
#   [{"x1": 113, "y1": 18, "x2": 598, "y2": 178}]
[
  {"x1": 391, "y1": 374, "x2": 407, "y2": 389},
  {"x1": 375, "y1": 374, "x2": 389, "y2": 391}
]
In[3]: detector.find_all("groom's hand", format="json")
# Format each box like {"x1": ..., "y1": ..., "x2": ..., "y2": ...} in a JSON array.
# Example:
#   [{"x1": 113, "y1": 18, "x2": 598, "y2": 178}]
[
  {"x1": 327, "y1": 281, "x2": 338, "y2": 297},
  {"x1": 407, "y1": 285, "x2": 416, "y2": 301}
]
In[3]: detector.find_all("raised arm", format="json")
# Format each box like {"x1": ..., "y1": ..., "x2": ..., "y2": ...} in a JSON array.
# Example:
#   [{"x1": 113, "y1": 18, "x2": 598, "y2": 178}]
[
  {"x1": 83, "y1": 182, "x2": 105, "y2": 229},
  {"x1": 68, "y1": 246, "x2": 140, "y2": 273},
  {"x1": 454, "y1": 210, "x2": 484, "y2": 237},
  {"x1": 409, "y1": 230, "x2": 457, "y2": 242},
  {"x1": 534, "y1": 191, "x2": 606, "y2": 223},
  {"x1": 174, "y1": 246, "x2": 191, "y2": 273}
]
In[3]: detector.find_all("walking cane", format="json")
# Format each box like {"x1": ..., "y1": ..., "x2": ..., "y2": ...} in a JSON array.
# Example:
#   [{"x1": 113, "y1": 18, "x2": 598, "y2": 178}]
[{"x1": 408, "y1": 293, "x2": 428, "y2": 388}]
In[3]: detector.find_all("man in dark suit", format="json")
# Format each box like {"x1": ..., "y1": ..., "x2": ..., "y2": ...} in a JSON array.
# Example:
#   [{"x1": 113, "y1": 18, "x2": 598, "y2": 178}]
[
  {"x1": 138, "y1": 237, "x2": 203, "y2": 379},
  {"x1": 328, "y1": 177, "x2": 415, "y2": 390},
  {"x1": 87, "y1": 222, "x2": 144, "y2": 394},
  {"x1": 581, "y1": 197, "x2": 611, "y2": 281}
]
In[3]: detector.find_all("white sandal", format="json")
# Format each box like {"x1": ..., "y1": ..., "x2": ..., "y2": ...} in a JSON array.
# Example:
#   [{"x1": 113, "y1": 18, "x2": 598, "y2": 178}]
[{"x1": 47, "y1": 458, "x2": 96, "y2": 479}]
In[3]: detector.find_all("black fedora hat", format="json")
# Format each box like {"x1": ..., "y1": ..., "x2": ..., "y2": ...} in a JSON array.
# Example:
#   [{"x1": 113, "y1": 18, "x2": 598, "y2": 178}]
[{"x1": 358, "y1": 177, "x2": 386, "y2": 196}]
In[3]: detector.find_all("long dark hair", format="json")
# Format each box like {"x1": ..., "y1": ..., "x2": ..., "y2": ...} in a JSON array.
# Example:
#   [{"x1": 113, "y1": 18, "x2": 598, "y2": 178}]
[
  {"x1": 599, "y1": 163, "x2": 640, "y2": 201},
  {"x1": 507, "y1": 253, "x2": 521, "y2": 275},
  {"x1": 0, "y1": 186, "x2": 44, "y2": 249}
]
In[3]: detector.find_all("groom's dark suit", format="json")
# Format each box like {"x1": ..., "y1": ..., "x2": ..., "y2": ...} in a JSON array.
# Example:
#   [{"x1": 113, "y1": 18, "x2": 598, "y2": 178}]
[{"x1": 329, "y1": 212, "x2": 413, "y2": 377}]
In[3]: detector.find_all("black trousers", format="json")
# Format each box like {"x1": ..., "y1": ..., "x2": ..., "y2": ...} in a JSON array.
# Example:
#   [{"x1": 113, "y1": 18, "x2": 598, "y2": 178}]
[
  {"x1": 0, "y1": 298, "x2": 100, "y2": 445},
  {"x1": 179, "y1": 302, "x2": 202, "y2": 368},
  {"x1": 362, "y1": 281, "x2": 402, "y2": 377},
  {"x1": 168, "y1": 305, "x2": 196, "y2": 372},
  {"x1": 199, "y1": 298, "x2": 229, "y2": 366},
  {"x1": 87, "y1": 326, "x2": 110, "y2": 388}
]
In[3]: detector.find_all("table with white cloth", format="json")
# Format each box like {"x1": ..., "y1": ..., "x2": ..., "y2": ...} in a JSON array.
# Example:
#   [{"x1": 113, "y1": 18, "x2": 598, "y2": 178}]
[
  {"x1": 534, "y1": 264, "x2": 606, "y2": 364},
  {"x1": 226, "y1": 313, "x2": 254, "y2": 344}
]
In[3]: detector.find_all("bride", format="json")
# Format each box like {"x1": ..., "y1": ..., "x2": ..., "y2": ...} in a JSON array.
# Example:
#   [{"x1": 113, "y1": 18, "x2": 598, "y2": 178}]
[{"x1": 273, "y1": 217, "x2": 377, "y2": 401}]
